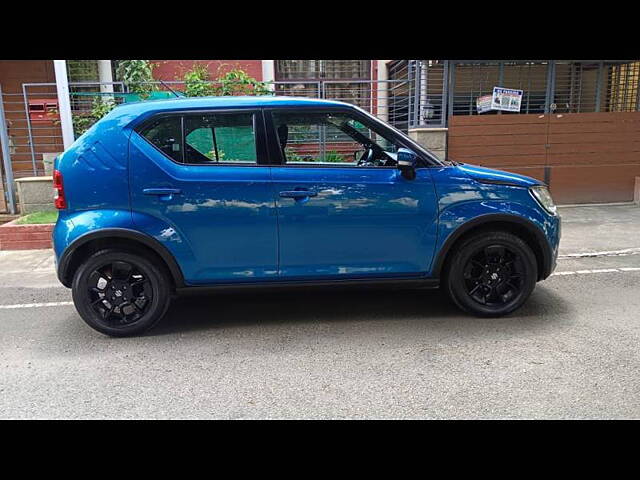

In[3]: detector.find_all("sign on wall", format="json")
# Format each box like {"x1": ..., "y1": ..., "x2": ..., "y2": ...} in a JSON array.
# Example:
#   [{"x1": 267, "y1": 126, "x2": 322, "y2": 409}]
[
  {"x1": 491, "y1": 87, "x2": 523, "y2": 112},
  {"x1": 476, "y1": 87, "x2": 524, "y2": 113},
  {"x1": 476, "y1": 95, "x2": 493, "y2": 114}
]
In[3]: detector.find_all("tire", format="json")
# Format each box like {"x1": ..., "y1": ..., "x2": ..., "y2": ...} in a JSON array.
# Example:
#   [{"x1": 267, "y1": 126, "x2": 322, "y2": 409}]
[
  {"x1": 444, "y1": 231, "x2": 538, "y2": 317},
  {"x1": 71, "y1": 249, "x2": 172, "y2": 337}
]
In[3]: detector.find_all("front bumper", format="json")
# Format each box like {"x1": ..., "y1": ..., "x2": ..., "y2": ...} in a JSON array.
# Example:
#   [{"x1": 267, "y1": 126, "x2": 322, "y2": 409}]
[{"x1": 547, "y1": 214, "x2": 561, "y2": 277}]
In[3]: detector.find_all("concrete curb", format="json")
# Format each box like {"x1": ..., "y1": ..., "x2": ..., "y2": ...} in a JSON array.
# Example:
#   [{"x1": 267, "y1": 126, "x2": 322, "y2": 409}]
[{"x1": 0, "y1": 219, "x2": 54, "y2": 250}]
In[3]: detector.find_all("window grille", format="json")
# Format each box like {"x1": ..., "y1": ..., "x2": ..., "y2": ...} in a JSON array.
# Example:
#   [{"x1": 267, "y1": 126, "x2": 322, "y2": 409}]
[
  {"x1": 413, "y1": 60, "x2": 447, "y2": 126},
  {"x1": 606, "y1": 61, "x2": 640, "y2": 112},
  {"x1": 67, "y1": 60, "x2": 99, "y2": 82},
  {"x1": 553, "y1": 61, "x2": 601, "y2": 113},
  {"x1": 387, "y1": 60, "x2": 411, "y2": 132},
  {"x1": 274, "y1": 60, "x2": 370, "y2": 80},
  {"x1": 451, "y1": 62, "x2": 501, "y2": 116}
]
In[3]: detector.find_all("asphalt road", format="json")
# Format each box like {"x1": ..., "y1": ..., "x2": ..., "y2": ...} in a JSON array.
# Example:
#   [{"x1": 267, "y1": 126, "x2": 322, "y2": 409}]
[{"x1": 1, "y1": 253, "x2": 639, "y2": 419}]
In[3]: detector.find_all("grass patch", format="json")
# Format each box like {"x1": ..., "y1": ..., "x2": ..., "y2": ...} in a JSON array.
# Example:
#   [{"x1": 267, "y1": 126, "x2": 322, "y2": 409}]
[{"x1": 16, "y1": 211, "x2": 58, "y2": 225}]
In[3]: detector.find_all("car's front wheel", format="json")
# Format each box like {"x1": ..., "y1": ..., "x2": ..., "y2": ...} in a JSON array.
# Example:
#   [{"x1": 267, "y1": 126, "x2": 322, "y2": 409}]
[
  {"x1": 71, "y1": 249, "x2": 172, "y2": 337},
  {"x1": 445, "y1": 231, "x2": 538, "y2": 317}
]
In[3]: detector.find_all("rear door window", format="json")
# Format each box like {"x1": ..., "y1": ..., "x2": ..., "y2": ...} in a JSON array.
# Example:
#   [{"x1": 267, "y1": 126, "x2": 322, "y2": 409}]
[
  {"x1": 138, "y1": 116, "x2": 183, "y2": 163},
  {"x1": 184, "y1": 113, "x2": 257, "y2": 164},
  {"x1": 137, "y1": 111, "x2": 259, "y2": 165}
]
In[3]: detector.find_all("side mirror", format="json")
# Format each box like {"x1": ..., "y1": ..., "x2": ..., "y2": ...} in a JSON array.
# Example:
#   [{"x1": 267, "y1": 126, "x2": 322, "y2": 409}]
[{"x1": 397, "y1": 148, "x2": 418, "y2": 180}]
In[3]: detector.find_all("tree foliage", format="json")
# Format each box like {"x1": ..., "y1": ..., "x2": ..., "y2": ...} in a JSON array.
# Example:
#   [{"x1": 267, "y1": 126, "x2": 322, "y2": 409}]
[
  {"x1": 71, "y1": 98, "x2": 116, "y2": 137},
  {"x1": 116, "y1": 60, "x2": 156, "y2": 98},
  {"x1": 182, "y1": 63, "x2": 272, "y2": 97}
]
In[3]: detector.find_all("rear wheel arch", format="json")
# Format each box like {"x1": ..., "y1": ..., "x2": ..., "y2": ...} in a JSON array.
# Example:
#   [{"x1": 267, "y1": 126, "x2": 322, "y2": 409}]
[
  {"x1": 433, "y1": 214, "x2": 551, "y2": 282},
  {"x1": 59, "y1": 229, "x2": 185, "y2": 289}
]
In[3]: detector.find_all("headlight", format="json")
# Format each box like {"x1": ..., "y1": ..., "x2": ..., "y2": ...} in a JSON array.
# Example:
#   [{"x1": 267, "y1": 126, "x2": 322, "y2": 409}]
[{"x1": 530, "y1": 185, "x2": 557, "y2": 216}]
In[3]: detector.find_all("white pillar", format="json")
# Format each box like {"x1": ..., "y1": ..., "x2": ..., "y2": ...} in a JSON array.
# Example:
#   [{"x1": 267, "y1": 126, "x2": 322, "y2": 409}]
[
  {"x1": 261, "y1": 60, "x2": 275, "y2": 92},
  {"x1": 377, "y1": 60, "x2": 391, "y2": 122},
  {"x1": 98, "y1": 60, "x2": 114, "y2": 95},
  {"x1": 53, "y1": 60, "x2": 75, "y2": 149}
]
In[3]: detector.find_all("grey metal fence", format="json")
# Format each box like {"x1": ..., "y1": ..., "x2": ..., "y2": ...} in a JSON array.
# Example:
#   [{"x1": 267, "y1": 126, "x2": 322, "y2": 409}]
[
  {"x1": 0, "y1": 84, "x2": 16, "y2": 213},
  {"x1": 5, "y1": 81, "x2": 126, "y2": 180},
  {"x1": 273, "y1": 78, "x2": 415, "y2": 132}
]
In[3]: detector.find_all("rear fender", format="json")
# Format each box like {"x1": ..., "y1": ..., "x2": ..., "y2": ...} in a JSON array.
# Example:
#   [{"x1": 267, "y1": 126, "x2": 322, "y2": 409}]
[{"x1": 54, "y1": 209, "x2": 192, "y2": 288}]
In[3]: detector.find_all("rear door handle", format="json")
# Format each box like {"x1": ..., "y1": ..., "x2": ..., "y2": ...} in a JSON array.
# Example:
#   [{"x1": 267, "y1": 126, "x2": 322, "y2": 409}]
[
  {"x1": 143, "y1": 188, "x2": 182, "y2": 201},
  {"x1": 279, "y1": 190, "x2": 318, "y2": 199}
]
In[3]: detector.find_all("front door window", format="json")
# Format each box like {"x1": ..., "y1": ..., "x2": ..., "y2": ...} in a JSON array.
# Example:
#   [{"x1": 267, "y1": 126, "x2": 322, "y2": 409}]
[{"x1": 271, "y1": 111, "x2": 399, "y2": 167}]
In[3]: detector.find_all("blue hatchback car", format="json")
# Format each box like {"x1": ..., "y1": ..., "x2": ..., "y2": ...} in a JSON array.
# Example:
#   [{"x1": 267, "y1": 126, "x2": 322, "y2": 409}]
[{"x1": 52, "y1": 96, "x2": 560, "y2": 336}]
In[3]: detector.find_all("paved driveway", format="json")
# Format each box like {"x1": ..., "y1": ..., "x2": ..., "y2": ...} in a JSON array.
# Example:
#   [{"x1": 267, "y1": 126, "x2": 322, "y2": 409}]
[{"x1": 1, "y1": 204, "x2": 639, "y2": 419}]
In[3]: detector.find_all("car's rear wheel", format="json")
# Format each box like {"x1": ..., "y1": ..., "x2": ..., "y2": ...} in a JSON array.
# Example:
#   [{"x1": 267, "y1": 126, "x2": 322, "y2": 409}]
[
  {"x1": 445, "y1": 231, "x2": 537, "y2": 317},
  {"x1": 72, "y1": 249, "x2": 172, "y2": 337}
]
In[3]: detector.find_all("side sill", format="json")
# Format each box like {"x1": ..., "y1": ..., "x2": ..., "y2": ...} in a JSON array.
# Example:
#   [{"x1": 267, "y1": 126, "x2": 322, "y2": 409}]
[{"x1": 175, "y1": 277, "x2": 440, "y2": 294}]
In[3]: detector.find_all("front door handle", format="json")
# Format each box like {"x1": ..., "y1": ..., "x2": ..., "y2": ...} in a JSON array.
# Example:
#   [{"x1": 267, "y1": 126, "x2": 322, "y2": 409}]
[
  {"x1": 279, "y1": 190, "x2": 318, "y2": 199},
  {"x1": 143, "y1": 188, "x2": 182, "y2": 201},
  {"x1": 143, "y1": 188, "x2": 182, "y2": 196}
]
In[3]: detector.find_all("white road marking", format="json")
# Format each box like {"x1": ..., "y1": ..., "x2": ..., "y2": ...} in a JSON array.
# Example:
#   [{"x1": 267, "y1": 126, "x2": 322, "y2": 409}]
[
  {"x1": 0, "y1": 266, "x2": 638, "y2": 310},
  {"x1": 559, "y1": 247, "x2": 640, "y2": 259},
  {"x1": 551, "y1": 267, "x2": 640, "y2": 276},
  {"x1": 0, "y1": 301, "x2": 74, "y2": 310}
]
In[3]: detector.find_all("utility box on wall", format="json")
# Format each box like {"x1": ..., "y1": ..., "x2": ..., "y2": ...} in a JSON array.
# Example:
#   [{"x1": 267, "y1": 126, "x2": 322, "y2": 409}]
[{"x1": 28, "y1": 99, "x2": 59, "y2": 123}]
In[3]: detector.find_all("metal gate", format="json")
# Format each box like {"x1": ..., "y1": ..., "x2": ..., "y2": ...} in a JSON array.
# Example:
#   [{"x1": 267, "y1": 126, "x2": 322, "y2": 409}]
[{"x1": 448, "y1": 111, "x2": 640, "y2": 204}]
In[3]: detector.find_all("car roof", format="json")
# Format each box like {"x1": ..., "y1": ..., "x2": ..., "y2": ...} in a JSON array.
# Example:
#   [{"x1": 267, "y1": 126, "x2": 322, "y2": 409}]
[{"x1": 111, "y1": 96, "x2": 356, "y2": 120}]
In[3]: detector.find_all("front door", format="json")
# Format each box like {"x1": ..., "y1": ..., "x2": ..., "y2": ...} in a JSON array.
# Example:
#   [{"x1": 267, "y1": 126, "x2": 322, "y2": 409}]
[
  {"x1": 267, "y1": 109, "x2": 439, "y2": 280},
  {"x1": 129, "y1": 110, "x2": 278, "y2": 285}
]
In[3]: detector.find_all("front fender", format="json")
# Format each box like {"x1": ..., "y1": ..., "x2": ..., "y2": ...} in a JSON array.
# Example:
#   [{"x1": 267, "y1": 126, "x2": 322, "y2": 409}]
[{"x1": 430, "y1": 200, "x2": 560, "y2": 279}]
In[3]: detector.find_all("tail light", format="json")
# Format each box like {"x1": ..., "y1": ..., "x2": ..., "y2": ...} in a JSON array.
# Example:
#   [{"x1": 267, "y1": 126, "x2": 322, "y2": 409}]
[{"x1": 53, "y1": 169, "x2": 67, "y2": 209}]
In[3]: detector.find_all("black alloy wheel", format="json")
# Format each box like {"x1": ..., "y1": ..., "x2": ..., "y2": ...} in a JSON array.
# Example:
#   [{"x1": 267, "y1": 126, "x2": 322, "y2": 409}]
[
  {"x1": 87, "y1": 260, "x2": 153, "y2": 326},
  {"x1": 462, "y1": 244, "x2": 524, "y2": 307},
  {"x1": 445, "y1": 231, "x2": 538, "y2": 317},
  {"x1": 72, "y1": 249, "x2": 171, "y2": 336}
]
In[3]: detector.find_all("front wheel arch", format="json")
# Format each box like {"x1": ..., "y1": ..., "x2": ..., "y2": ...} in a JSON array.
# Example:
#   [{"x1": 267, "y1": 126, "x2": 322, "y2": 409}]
[{"x1": 432, "y1": 215, "x2": 551, "y2": 282}]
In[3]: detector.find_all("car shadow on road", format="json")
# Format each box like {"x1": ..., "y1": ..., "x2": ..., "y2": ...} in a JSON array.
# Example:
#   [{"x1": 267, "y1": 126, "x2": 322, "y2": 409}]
[{"x1": 148, "y1": 283, "x2": 571, "y2": 337}]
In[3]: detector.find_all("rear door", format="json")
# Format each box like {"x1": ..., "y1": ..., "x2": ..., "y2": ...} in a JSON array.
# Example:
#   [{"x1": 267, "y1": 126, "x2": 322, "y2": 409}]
[
  {"x1": 266, "y1": 108, "x2": 439, "y2": 280},
  {"x1": 129, "y1": 109, "x2": 278, "y2": 285}
]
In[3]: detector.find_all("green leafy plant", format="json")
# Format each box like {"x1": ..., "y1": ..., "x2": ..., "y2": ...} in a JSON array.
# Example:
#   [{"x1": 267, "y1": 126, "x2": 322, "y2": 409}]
[
  {"x1": 116, "y1": 60, "x2": 156, "y2": 99},
  {"x1": 205, "y1": 148, "x2": 226, "y2": 161},
  {"x1": 182, "y1": 63, "x2": 272, "y2": 97},
  {"x1": 71, "y1": 97, "x2": 116, "y2": 137},
  {"x1": 213, "y1": 68, "x2": 272, "y2": 96},
  {"x1": 91, "y1": 97, "x2": 116, "y2": 118},
  {"x1": 324, "y1": 150, "x2": 346, "y2": 163},
  {"x1": 183, "y1": 63, "x2": 216, "y2": 97},
  {"x1": 283, "y1": 148, "x2": 306, "y2": 163}
]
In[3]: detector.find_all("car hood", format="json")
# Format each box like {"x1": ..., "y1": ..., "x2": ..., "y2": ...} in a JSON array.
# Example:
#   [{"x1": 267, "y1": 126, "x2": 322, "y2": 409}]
[{"x1": 455, "y1": 163, "x2": 543, "y2": 188}]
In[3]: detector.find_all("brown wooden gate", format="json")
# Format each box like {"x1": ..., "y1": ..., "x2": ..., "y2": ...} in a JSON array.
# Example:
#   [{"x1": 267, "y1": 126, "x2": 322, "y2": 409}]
[{"x1": 447, "y1": 112, "x2": 640, "y2": 204}]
